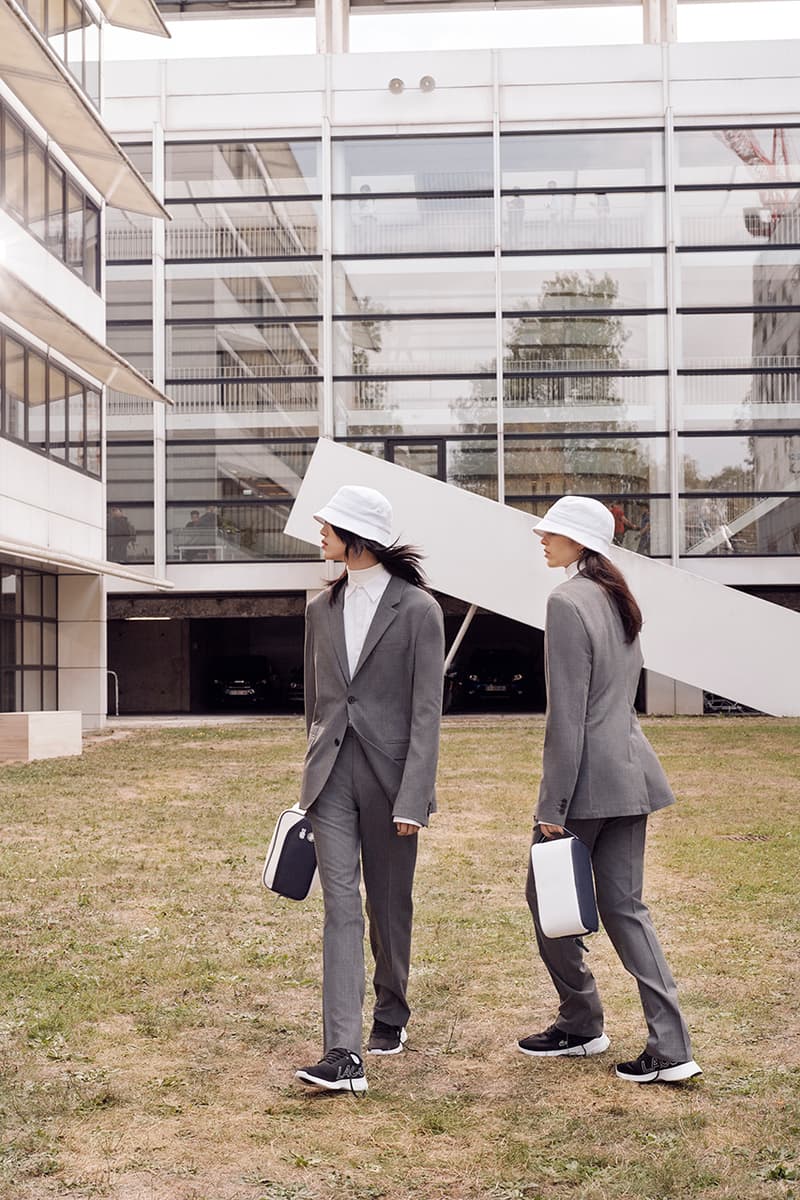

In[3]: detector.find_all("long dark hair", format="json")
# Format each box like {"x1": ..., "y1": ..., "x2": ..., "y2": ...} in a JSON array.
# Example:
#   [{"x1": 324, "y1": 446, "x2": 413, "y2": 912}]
[
  {"x1": 326, "y1": 525, "x2": 428, "y2": 604},
  {"x1": 577, "y1": 549, "x2": 642, "y2": 643}
]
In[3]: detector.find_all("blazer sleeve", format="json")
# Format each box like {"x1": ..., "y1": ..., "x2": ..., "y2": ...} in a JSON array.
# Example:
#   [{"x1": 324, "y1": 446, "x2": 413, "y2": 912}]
[
  {"x1": 303, "y1": 604, "x2": 317, "y2": 736},
  {"x1": 536, "y1": 590, "x2": 592, "y2": 825},
  {"x1": 393, "y1": 601, "x2": 445, "y2": 826}
]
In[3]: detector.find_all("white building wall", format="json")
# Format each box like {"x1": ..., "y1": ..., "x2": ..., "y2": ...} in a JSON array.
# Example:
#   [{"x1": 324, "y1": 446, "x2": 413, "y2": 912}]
[
  {"x1": 0, "y1": 211, "x2": 105, "y2": 344},
  {"x1": 0, "y1": 440, "x2": 105, "y2": 561}
]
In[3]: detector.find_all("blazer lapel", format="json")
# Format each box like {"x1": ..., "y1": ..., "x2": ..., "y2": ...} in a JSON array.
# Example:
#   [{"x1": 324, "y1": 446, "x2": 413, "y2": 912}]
[
  {"x1": 326, "y1": 589, "x2": 351, "y2": 684},
  {"x1": 351, "y1": 575, "x2": 405, "y2": 679}
]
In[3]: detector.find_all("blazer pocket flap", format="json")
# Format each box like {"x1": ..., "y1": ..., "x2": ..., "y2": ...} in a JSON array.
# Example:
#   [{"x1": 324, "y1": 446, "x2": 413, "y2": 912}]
[{"x1": 385, "y1": 738, "x2": 410, "y2": 761}]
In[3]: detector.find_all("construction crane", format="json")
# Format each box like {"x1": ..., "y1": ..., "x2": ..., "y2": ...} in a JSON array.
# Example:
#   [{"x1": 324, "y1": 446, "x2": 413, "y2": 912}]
[{"x1": 715, "y1": 127, "x2": 798, "y2": 240}]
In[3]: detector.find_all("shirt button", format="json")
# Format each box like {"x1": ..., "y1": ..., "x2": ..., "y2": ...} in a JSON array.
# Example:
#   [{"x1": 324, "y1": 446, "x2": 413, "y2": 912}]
[{"x1": 347, "y1": 696, "x2": 356, "y2": 704}]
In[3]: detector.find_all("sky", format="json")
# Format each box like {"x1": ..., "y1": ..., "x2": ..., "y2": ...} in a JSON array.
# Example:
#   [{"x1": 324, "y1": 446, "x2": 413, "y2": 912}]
[{"x1": 104, "y1": 0, "x2": 800, "y2": 59}]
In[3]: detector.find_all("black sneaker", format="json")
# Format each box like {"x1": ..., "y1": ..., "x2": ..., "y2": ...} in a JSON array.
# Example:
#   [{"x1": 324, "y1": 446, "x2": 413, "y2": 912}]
[
  {"x1": 517, "y1": 1022, "x2": 610, "y2": 1057},
  {"x1": 615, "y1": 1051, "x2": 702, "y2": 1083},
  {"x1": 367, "y1": 1020, "x2": 408, "y2": 1055},
  {"x1": 295, "y1": 1047, "x2": 368, "y2": 1093}
]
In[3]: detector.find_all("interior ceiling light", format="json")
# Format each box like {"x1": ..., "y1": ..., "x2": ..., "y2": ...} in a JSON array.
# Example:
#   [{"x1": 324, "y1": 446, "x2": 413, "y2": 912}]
[{"x1": 388, "y1": 77, "x2": 405, "y2": 94}]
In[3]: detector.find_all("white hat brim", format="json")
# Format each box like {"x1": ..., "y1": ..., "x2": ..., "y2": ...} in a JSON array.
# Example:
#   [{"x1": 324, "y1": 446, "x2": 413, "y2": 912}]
[
  {"x1": 532, "y1": 516, "x2": 612, "y2": 557},
  {"x1": 313, "y1": 503, "x2": 393, "y2": 547}
]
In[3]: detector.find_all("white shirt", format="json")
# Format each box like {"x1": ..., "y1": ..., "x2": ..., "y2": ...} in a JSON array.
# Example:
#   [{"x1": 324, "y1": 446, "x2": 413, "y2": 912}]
[
  {"x1": 343, "y1": 561, "x2": 420, "y2": 830},
  {"x1": 565, "y1": 561, "x2": 580, "y2": 578}
]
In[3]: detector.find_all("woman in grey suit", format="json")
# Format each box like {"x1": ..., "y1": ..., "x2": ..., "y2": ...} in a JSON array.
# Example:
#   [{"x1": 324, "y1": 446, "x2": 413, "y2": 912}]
[
  {"x1": 294, "y1": 485, "x2": 444, "y2": 1094},
  {"x1": 518, "y1": 495, "x2": 701, "y2": 1084}
]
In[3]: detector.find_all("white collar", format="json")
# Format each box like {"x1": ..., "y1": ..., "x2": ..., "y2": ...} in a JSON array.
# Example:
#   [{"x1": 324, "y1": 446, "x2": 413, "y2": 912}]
[
  {"x1": 565, "y1": 561, "x2": 581, "y2": 579},
  {"x1": 345, "y1": 561, "x2": 390, "y2": 601}
]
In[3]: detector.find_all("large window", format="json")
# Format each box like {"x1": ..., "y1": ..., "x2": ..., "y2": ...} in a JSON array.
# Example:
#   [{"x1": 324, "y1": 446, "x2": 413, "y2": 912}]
[
  {"x1": 0, "y1": 326, "x2": 101, "y2": 477},
  {"x1": 107, "y1": 392, "x2": 155, "y2": 564},
  {"x1": 165, "y1": 437, "x2": 318, "y2": 562},
  {"x1": 0, "y1": 99, "x2": 100, "y2": 289},
  {"x1": 103, "y1": 126, "x2": 800, "y2": 567},
  {"x1": 501, "y1": 130, "x2": 665, "y2": 253},
  {"x1": 164, "y1": 139, "x2": 322, "y2": 263},
  {"x1": 17, "y1": 0, "x2": 100, "y2": 106},
  {"x1": 106, "y1": 144, "x2": 153, "y2": 264},
  {"x1": 166, "y1": 263, "x2": 321, "y2": 321},
  {"x1": 166, "y1": 140, "x2": 320, "y2": 198},
  {"x1": 675, "y1": 125, "x2": 800, "y2": 449},
  {"x1": 333, "y1": 134, "x2": 493, "y2": 257},
  {"x1": 0, "y1": 567, "x2": 58, "y2": 713}
]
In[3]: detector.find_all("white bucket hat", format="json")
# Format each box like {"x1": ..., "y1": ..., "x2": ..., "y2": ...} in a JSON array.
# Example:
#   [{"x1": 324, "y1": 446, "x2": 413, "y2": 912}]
[
  {"x1": 532, "y1": 496, "x2": 614, "y2": 556},
  {"x1": 314, "y1": 485, "x2": 393, "y2": 547}
]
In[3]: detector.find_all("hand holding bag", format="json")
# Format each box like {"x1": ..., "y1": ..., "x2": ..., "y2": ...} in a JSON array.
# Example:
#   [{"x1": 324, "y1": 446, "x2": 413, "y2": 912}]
[
  {"x1": 262, "y1": 804, "x2": 319, "y2": 901},
  {"x1": 530, "y1": 829, "x2": 598, "y2": 939}
]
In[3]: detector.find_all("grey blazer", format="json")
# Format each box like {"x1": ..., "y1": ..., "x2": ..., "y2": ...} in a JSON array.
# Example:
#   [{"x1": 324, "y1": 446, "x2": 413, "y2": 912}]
[
  {"x1": 536, "y1": 572, "x2": 676, "y2": 826},
  {"x1": 300, "y1": 576, "x2": 445, "y2": 827}
]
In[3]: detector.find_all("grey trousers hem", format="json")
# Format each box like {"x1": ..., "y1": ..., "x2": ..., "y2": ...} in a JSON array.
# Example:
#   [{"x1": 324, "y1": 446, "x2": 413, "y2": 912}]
[{"x1": 526, "y1": 814, "x2": 693, "y2": 1062}]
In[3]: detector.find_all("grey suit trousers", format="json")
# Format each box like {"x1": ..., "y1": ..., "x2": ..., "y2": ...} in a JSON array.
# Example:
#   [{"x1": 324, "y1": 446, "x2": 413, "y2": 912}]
[
  {"x1": 526, "y1": 815, "x2": 693, "y2": 1062},
  {"x1": 307, "y1": 729, "x2": 417, "y2": 1055}
]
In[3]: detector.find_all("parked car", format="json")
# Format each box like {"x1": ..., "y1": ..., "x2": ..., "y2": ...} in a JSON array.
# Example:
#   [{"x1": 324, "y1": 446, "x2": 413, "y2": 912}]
[
  {"x1": 445, "y1": 648, "x2": 533, "y2": 711},
  {"x1": 285, "y1": 666, "x2": 305, "y2": 707},
  {"x1": 208, "y1": 656, "x2": 280, "y2": 709}
]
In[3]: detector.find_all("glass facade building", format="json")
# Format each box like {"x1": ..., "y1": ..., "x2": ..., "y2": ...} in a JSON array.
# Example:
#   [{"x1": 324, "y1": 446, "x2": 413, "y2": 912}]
[
  {"x1": 106, "y1": 120, "x2": 800, "y2": 567},
  {"x1": 0, "y1": 0, "x2": 168, "y2": 728}
]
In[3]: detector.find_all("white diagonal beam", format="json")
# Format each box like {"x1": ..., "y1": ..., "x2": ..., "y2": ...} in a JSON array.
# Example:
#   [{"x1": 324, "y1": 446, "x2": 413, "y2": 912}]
[{"x1": 284, "y1": 439, "x2": 800, "y2": 716}]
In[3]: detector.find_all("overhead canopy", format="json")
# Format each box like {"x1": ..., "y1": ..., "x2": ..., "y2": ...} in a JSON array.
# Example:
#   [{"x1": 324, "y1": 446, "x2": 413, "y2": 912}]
[
  {"x1": 0, "y1": 0, "x2": 168, "y2": 218},
  {"x1": 0, "y1": 267, "x2": 172, "y2": 405},
  {"x1": 96, "y1": 0, "x2": 170, "y2": 36},
  {"x1": 0, "y1": 534, "x2": 174, "y2": 588}
]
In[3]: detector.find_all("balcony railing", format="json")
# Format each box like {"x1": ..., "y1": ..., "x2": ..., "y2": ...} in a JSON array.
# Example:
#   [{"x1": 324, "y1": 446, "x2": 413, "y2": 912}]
[
  {"x1": 167, "y1": 221, "x2": 318, "y2": 259},
  {"x1": 167, "y1": 381, "x2": 319, "y2": 412}
]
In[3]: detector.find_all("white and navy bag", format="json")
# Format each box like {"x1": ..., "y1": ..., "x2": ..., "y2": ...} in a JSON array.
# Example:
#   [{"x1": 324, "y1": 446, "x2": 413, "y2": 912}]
[
  {"x1": 531, "y1": 830, "x2": 599, "y2": 939},
  {"x1": 262, "y1": 805, "x2": 319, "y2": 901}
]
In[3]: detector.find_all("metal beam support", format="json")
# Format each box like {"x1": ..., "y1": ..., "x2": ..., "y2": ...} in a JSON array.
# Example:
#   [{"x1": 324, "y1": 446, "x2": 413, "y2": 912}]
[{"x1": 444, "y1": 603, "x2": 478, "y2": 672}]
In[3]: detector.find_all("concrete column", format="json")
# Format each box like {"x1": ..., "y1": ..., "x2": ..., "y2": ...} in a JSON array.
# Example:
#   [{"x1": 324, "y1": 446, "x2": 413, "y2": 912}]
[
  {"x1": 644, "y1": 669, "x2": 704, "y2": 715},
  {"x1": 58, "y1": 573, "x2": 107, "y2": 730},
  {"x1": 316, "y1": 0, "x2": 349, "y2": 55},
  {"x1": 643, "y1": 0, "x2": 677, "y2": 43}
]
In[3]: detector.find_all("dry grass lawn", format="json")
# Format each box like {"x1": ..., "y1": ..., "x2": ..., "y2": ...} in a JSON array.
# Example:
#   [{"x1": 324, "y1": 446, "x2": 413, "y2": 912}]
[{"x1": 1, "y1": 716, "x2": 798, "y2": 1200}]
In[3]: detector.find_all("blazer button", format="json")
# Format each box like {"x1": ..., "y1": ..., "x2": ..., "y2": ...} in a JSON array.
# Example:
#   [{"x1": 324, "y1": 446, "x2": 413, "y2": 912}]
[
  {"x1": 334, "y1": 737, "x2": 340, "y2": 746},
  {"x1": 347, "y1": 696, "x2": 356, "y2": 704}
]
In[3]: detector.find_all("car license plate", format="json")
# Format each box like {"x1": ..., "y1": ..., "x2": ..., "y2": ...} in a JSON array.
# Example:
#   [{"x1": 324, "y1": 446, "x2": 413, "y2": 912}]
[{"x1": 485, "y1": 685, "x2": 507, "y2": 693}]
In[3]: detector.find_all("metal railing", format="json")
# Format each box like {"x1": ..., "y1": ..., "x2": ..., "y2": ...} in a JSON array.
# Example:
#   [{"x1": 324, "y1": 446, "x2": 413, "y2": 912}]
[{"x1": 167, "y1": 381, "x2": 319, "y2": 412}]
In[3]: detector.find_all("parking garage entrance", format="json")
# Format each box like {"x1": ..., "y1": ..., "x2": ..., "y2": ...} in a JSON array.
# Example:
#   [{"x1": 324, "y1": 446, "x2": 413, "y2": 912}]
[{"x1": 107, "y1": 592, "x2": 547, "y2": 716}]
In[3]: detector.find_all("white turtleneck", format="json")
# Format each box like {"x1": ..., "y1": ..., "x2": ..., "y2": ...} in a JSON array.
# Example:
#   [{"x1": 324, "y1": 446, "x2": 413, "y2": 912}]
[{"x1": 343, "y1": 561, "x2": 391, "y2": 677}]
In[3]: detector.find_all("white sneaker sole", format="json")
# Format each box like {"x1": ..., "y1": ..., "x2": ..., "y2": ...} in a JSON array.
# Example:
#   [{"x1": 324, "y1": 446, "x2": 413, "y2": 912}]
[
  {"x1": 518, "y1": 1033, "x2": 610, "y2": 1058},
  {"x1": 615, "y1": 1059, "x2": 702, "y2": 1083},
  {"x1": 294, "y1": 1069, "x2": 368, "y2": 1093},
  {"x1": 367, "y1": 1027, "x2": 408, "y2": 1056}
]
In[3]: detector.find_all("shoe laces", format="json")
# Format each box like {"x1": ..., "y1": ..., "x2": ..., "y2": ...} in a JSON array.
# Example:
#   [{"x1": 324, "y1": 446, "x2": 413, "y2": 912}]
[{"x1": 320, "y1": 1046, "x2": 358, "y2": 1066}]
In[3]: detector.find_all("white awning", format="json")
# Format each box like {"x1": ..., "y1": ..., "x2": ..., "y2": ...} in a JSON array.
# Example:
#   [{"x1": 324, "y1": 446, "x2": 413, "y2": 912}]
[
  {"x1": 0, "y1": 267, "x2": 172, "y2": 405},
  {"x1": 95, "y1": 0, "x2": 169, "y2": 37},
  {"x1": 0, "y1": 534, "x2": 174, "y2": 589},
  {"x1": 0, "y1": 0, "x2": 168, "y2": 218}
]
